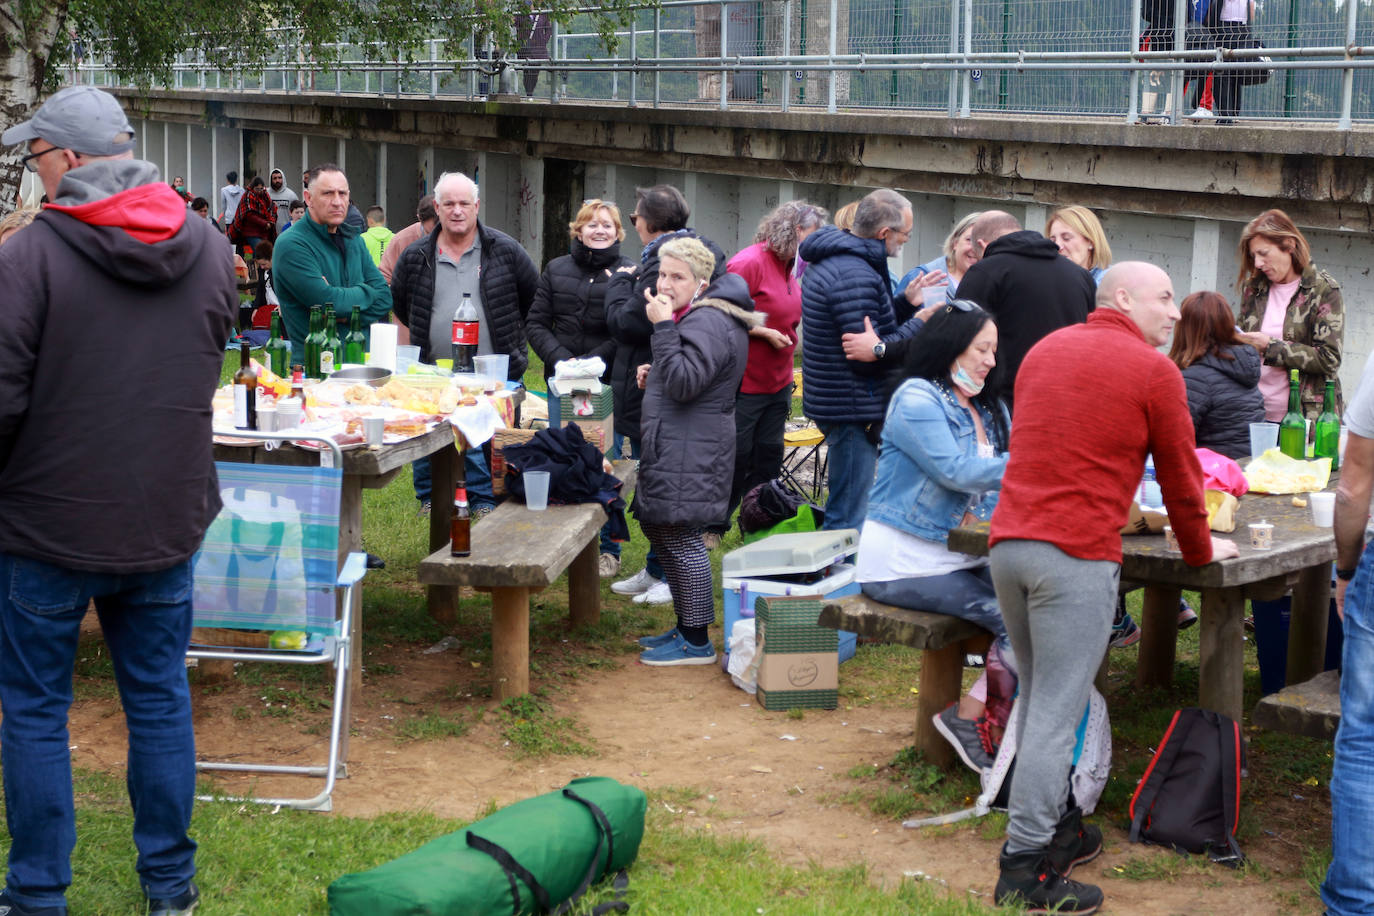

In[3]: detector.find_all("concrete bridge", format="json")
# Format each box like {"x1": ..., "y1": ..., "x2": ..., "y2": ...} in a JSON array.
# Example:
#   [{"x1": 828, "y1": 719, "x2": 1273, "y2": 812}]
[{"x1": 110, "y1": 86, "x2": 1374, "y2": 386}]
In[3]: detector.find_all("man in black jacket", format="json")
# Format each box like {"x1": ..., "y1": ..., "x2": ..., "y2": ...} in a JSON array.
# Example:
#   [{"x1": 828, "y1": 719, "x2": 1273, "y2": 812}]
[
  {"x1": 392, "y1": 171, "x2": 538, "y2": 513},
  {"x1": 0, "y1": 85, "x2": 235, "y2": 916}
]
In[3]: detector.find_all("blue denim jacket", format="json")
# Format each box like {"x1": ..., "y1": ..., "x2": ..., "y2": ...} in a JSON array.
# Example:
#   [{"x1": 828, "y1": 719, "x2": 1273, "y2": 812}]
[{"x1": 865, "y1": 377, "x2": 1010, "y2": 543}]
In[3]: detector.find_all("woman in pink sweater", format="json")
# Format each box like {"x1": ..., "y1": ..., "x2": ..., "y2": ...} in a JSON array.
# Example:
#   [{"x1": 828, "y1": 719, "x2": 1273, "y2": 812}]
[{"x1": 704, "y1": 201, "x2": 828, "y2": 546}]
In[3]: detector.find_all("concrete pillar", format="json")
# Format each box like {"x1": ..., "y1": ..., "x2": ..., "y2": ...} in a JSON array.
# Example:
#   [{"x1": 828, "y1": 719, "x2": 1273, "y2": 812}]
[
  {"x1": 337, "y1": 137, "x2": 346, "y2": 172},
  {"x1": 1024, "y1": 203, "x2": 1048, "y2": 236},
  {"x1": 515, "y1": 155, "x2": 543, "y2": 261},
  {"x1": 418, "y1": 144, "x2": 435, "y2": 195},
  {"x1": 1190, "y1": 218, "x2": 1220, "y2": 298},
  {"x1": 210, "y1": 126, "x2": 218, "y2": 215},
  {"x1": 377, "y1": 142, "x2": 388, "y2": 215}
]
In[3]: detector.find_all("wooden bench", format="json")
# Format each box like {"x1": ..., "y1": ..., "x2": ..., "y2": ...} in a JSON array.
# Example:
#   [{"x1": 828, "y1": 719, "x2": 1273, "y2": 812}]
[
  {"x1": 818, "y1": 594, "x2": 992, "y2": 770},
  {"x1": 1253, "y1": 669, "x2": 1341, "y2": 740},
  {"x1": 416, "y1": 460, "x2": 636, "y2": 700}
]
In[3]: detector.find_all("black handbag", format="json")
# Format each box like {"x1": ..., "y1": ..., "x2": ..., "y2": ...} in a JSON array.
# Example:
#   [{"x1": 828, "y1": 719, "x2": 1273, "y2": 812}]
[{"x1": 1233, "y1": 33, "x2": 1272, "y2": 85}]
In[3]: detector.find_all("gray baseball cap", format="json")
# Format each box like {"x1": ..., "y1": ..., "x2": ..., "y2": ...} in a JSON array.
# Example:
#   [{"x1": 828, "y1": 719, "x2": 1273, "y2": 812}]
[{"x1": 2, "y1": 86, "x2": 136, "y2": 156}]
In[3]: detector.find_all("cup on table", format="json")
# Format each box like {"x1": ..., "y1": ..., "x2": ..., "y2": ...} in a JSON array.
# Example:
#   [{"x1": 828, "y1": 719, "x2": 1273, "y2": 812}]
[
  {"x1": 524, "y1": 470, "x2": 550, "y2": 511},
  {"x1": 277, "y1": 398, "x2": 303, "y2": 429},
  {"x1": 921, "y1": 284, "x2": 949, "y2": 309},
  {"x1": 1163, "y1": 525, "x2": 1179, "y2": 552},
  {"x1": 1249, "y1": 422, "x2": 1278, "y2": 458},
  {"x1": 363, "y1": 416, "x2": 385, "y2": 447},
  {"x1": 256, "y1": 405, "x2": 277, "y2": 433},
  {"x1": 474, "y1": 354, "x2": 509, "y2": 391},
  {"x1": 368, "y1": 323, "x2": 397, "y2": 371},
  {"x1": 1310, "y1": 491, "x2": 1336, "y2": 527},
  {"x1": 1249, "y1": 521, "x2": 1274, "y2": 550},
  {"x1": 435, "y1": 358, "x2": 454, "y2": 372}
]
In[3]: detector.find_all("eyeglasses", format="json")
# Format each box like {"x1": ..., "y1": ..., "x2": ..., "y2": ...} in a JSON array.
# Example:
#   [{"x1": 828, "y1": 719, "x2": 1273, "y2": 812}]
[
  {"x1": 21, "y1": 146, "x2": 65, "y2": 173},
  {"x1": 944, "y1": 299, "x2": 977, "y2": 314},
  {"x1": 629, "y1": 212, "x2": 640, "y2": 225}
]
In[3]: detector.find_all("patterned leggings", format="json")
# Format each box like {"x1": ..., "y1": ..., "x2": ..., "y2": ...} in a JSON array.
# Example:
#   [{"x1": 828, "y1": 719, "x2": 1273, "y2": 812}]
[{"x1": 639, "y1": 523, "x2": 714, "y2": 629}]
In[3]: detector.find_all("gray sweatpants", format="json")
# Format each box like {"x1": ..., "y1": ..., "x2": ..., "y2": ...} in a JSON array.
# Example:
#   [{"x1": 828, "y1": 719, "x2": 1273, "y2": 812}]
[{"x1": 990, "y1": 539, "x2": 1118, "y2": 854}]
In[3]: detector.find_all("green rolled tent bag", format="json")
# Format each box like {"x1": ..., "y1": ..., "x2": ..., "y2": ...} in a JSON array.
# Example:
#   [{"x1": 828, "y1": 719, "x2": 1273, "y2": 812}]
[{"x1": 328, "y1": 776, "x2": 647, "y2": 915}]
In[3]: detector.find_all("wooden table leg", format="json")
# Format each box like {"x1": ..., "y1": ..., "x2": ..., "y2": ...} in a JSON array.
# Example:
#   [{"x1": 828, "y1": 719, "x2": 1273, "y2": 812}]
[
  {"x1": 1198, "y1": 587, "x2": 1245, "y2": 723},
  {"x1": 915, "y1": 644, "x2": 964, "y2": 770},
  {"x1": 491, "y1": 586, "x2": 531, "y2": 700},
  {"x1": 1287, "y1": 562, "x2": 1332, "y2": 687},
  {"x1": 427, "y1": 442, "x2": 459, "y2": 626},
  {"x1": 568, "y1": 536, "x2": 601, "y2": 629},
  {"x1": 339, "y1": 474, "x2": 365, "y2": 702},
  {"x1": 1136, "y1": 586, "x2": 1181, "y2": 689}
]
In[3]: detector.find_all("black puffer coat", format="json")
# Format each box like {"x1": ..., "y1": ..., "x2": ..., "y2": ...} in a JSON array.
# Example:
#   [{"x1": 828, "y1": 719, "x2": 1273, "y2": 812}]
[
  {"x1": 604, "y1": 230, "x2": 728, "y2": 439},
  {"x1": 634, "y1": 273, "x2": 762, "y2": 528},
  {"x1": 525, "y1": 240, "x2": 631, "y2": 381},
  {"x1": 1182, "y1": 344, "x2": 1265, "y2": 460},
  {"x1": 390, "y1": 221, "x2": 538, "y2": 379}
]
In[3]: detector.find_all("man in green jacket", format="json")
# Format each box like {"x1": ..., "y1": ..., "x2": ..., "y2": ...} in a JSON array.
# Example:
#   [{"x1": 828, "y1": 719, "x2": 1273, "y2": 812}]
[{"x1": 274, "y1": 163, "x2": 392, "y2": 364}]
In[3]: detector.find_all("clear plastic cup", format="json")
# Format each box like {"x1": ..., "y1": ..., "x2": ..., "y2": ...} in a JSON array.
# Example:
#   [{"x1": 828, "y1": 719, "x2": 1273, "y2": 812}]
[
  {"x1": 524, "y1": 470, "x2": 550, "y2": 510},
  {"x1": 474, "y1": 354, "x2": 509, "y2": 390},
  {"x1": 1249, "y1": 422, "x2": 1278, "y2": 458},
  {"x1": 1310, "y1": 491, "x2": 1335, "y2": 527}
]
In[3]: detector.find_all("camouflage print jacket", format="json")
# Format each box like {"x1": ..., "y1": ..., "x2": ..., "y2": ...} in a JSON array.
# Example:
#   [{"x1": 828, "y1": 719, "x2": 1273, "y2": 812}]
[{"x1": 1237, "y1": 263, "x2": 1344, "y2": 419}]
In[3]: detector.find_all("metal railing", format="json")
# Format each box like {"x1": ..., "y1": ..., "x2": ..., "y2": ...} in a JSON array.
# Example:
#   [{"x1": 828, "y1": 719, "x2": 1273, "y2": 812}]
[{"x1": 77, "y1": 0, "x2": 1374, "y2": 128}]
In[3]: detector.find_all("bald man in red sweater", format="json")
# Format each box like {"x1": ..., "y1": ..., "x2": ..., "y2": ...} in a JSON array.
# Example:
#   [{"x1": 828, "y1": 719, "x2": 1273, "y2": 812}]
[{"x1": 987, "y1": 262, "x2": 1240, "y2": 913}]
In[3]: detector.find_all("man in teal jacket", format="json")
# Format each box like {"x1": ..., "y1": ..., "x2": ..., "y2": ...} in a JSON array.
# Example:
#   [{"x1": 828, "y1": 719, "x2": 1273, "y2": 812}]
[{"x1": 274, "y1": 163, "x2": 392, "y2": 364}]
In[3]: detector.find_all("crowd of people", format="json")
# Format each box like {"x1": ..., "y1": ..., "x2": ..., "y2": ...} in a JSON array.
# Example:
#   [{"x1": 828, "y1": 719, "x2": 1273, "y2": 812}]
[{"x1": 1, "y1": 83, "x2": 1369, "y2": 915}]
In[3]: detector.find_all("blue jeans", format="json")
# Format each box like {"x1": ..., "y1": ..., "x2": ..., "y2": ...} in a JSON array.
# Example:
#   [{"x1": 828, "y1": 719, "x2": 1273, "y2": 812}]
[
  {"x1": 0, "y1": 554, "x2": 197, "y2": 910},
  {"x1": 815, "y1": 421, "x2": 877, "y2": 533},
  {"x1": 862, "y1": 566, "x2": 1011, "y2": 653},
  {"x1": 1323, "y1": 556, "x2": 1374, "y2": 914},
  {"x1": 412, "y1": 449, "x2": 497, "y2": 512}
]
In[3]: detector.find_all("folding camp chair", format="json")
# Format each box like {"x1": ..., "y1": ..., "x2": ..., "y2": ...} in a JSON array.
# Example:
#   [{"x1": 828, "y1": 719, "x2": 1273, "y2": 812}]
[
  {"x1": 779, "y1": 425, "x2": 827, "y2": 504},
  {"x1": 189, "y1": 431, "x2": 364, "y2": 812}
]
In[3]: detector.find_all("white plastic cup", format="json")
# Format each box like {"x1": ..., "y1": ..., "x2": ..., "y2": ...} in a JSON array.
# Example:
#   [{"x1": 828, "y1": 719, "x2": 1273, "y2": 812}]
[
  {"x1": 363, "y1": 416, "x2": 385, "y2": 447},
  {"x1": 1249, "y1": 422, "x2": 1278, "y2": 458},
  {"x1": 277, "y1": 398, "x2": 303, "y2": 428},
  {"x1": 921, "y1": 284, "x2": 949, "y2": 308},
  {"x1": 474, "y1": 353, "x2": 509, "y2": 389},
  {"x1": 1310, "y1": 491, "x2": 1336, "y2": 527},
  {"x1": 256, "y1": 405, "x2": 277, "y2": 432},
  {"x1": 368, "y1": 323, "x2": 398, "y2": 371},
  {"x1": 524, "y1": 470, "x2": 550, "y2": 511}
]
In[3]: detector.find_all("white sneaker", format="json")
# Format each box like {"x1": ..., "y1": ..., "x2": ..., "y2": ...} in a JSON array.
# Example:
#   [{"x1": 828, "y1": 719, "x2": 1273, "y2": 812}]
[
  {"x1": 633, "y1": 580, "x2": 673, "y2": 605},
  {"x1": 611, "y1": 568, "x2": 660, "y2": 596},
  {"x1": 1189, "y1": 106, "x2": 1215, "y2": 120}
]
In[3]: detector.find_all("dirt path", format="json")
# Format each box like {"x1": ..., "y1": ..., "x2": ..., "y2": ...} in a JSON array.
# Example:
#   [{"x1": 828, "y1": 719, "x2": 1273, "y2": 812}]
[{"x1": 68, "y1": 642, "x2": 1324, "y2": 915}]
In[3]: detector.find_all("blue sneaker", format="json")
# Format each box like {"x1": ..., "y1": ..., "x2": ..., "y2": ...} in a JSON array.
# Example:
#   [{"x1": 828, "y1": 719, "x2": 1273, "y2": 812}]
[
  {"x1": 0, "y1": 890, "x2": 66, "y2": 915},
  {"x1": 147, "y1": 883, "x2": 199, "y2": 916},
  {"x1": 639, "y1": 633, "x2": 716, "y2": 667},
  {"x1": 637, "y1": 627, "x2": 679, "y2": 649}
]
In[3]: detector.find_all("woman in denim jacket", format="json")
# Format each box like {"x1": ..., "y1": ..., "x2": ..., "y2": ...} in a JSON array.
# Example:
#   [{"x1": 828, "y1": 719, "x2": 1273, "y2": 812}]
[{"x1": 856, "y1": 300, "x2": 1014, "y2": 773}]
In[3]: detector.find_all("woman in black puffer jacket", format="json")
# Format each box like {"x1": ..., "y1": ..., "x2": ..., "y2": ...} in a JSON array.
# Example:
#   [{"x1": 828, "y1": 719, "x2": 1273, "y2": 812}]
[{"x1": 1168, "y1": 291, "x2": 1264, "y2": 460}]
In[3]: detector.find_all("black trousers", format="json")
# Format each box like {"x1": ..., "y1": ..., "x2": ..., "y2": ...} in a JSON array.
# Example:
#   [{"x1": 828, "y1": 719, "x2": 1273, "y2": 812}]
[
  {"x1": 1212, "y1": 21, "x2": 1249, "y2": 118},
  {"x1": 709, "y1": 384, "x2": 793, "y2": 534}
]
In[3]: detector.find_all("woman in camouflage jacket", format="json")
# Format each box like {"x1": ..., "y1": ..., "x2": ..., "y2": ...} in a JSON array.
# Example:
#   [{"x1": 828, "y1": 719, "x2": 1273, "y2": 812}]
[{"x1": 1235, "y1": 209, "x2": 1343, "y2": 421}]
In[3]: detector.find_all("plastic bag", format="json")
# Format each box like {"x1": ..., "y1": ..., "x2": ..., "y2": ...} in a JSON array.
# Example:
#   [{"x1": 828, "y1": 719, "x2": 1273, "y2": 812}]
[
  {"x1": 1205, "y1": 490, "x2": 1238, "y2": 532},
  {"x1": 1244, "y1": 449, "x2": 1332, "y2": 494},
  {"x1": 1196, "y1": 448, "x2": 1249, "y2": 498},
  {"x1": 726, "y1": 619, "x2": 759, "y2": 694}
]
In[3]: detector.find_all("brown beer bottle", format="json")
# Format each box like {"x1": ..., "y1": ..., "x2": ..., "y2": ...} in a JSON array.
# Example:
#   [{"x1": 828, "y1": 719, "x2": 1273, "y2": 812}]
[
  {"x1": 233, "y1": 341, "x2": 257, "y2": 430},
  {"x1": 290, "y1": 364, "x2": 306, "y2": 403},
  {"x1": 451, "y1": 486, "x2": 471, "y2": 557}
]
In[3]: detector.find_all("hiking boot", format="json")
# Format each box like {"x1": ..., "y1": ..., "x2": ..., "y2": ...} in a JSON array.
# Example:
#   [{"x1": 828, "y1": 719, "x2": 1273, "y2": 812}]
[
  {"x1": 147, "y1": 883, "x2": 200, "y2": 916},
  {"x1": 1178, "y1": 599, "x2": 1198, "y2": 631},
  {"x1": 994, "y1": 846, "x2": 1102, "y2": 914},
  {"x1": 932, "y1": 704, "x2": 992, "y2": 774},
  {"x1": 611, "y1": 568, "x2": 661, "y2": 596},
  {"x1": 1047, "y1": 806, "x2": 1103, "y2": 877},
  {"x1": 637, "y1": 626, "x2": 680, "y2": 649},
  {"x1": 598, "y1": 553, "x2": 621, "y2": 578},
  {"x1": 633, "y1": 580, "x2": 673, "y2": 605},
  {"x1": 0, "y1": 890, "x2": 66, "y2": 916},
  {"x1": 639, "y1": 632, "x2": 716, "y2": 667},
  {"x1": 1110, "y1": 611, "x2": 1141, "y2": 648}
]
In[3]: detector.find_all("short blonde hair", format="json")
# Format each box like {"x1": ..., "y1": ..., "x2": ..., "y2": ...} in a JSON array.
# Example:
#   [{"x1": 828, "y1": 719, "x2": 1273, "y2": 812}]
[
  {"x1": 942, "y1": 211, "x2": 983, "y2": 260},
  {"x1": 568, "y1": 199, "x2": 625, "y2": 242},
  {"x1": 1046, "y1": 205, "x2": 1112, "y2": 270},
  {"x1": 0, "y1": 207, "x2": 39, "y2": 245},
  {"x1": 833, "y1": 200, "x2": 860, "y2": 232},
  {"x1": 657, "y1": 237, "x2": 715, "y2": 282}
]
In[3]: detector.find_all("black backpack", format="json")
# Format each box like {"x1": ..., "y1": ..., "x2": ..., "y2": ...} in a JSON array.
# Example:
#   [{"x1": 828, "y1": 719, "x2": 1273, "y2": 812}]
[{"x1": 1128, "y1": 707, "x2": 1245, "y2": 867}]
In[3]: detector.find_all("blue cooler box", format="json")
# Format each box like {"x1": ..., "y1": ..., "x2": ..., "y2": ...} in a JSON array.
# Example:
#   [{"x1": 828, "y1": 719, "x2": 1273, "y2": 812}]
[{"x1": 720, "y1": 530, "x2": 862, "y2": 665}]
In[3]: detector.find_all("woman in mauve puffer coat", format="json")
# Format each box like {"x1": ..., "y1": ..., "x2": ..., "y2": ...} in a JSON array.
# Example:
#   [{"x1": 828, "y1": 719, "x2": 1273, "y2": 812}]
[{"x1": 633, "y1": 237, "x2": 761, "y2": 668}]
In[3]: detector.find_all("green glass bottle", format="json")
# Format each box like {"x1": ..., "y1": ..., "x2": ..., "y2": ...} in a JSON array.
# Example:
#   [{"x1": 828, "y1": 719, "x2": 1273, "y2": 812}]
[
  {"x1": 321, "y1": 303, "x2": 341, "y2": 376},
  {"x1": 1279, "y1": 368, "x2": 1307, "y2": 460},
  {"x1": 304, "y1": 305, "x2": 323, "y2": 379},
  {"x1": 344, "y1": 305, "x2": 366, "y2": 365},
  {"x1": 1315, "y1": 378, "x2": 1340, "y2": 470},
  {"x1": 266, "y1": 311, "x2": 292, "y2": 378}
]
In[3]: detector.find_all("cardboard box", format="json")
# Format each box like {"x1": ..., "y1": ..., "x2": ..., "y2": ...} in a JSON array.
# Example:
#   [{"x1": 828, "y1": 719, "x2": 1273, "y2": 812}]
[
  {"x1": 722, "y1": 564, "x2": 859, "y2": 665},
  {"x1": 558, "y1": 388, "x2": 613, "y2": 420},
  {"x1": 755, "y1": 595, "x2": 838, "y2": 710}
]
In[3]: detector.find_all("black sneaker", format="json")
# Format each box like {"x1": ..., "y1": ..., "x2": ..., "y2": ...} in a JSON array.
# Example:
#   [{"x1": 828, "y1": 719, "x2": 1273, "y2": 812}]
[
  {"x1": 932, "y1": 704, "x2": 992, "y2": 773},
  {"x1": 995, "y1": 846, "x2": 1102, "y2": 914},
  {"x1": 1047, "y1": 806, "x2": 1103, "y2": 877},
  {"x1": 147, "y1": 882, "x2": 200, "y2": 916}
]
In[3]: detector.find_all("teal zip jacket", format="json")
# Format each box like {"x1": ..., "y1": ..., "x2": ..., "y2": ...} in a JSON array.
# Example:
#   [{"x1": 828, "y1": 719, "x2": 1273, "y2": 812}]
[{"x1": 274, "y1": 213, "x2": 393, "y2": 364}]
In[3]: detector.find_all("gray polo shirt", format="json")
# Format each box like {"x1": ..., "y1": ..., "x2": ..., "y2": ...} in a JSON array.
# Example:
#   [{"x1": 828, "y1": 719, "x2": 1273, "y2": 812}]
[{"x1": 429, "y1": 242, "x2": 494, "y2": 361}]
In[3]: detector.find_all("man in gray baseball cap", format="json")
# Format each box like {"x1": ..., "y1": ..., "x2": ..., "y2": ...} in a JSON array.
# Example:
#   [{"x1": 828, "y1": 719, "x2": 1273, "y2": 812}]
[{"x1": 0, "y1": 83, "x2": 232, "y2": 916}]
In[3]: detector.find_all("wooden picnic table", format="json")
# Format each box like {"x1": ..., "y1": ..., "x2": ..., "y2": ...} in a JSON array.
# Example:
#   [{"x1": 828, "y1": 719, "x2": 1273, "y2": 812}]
[
  {"x1": 416, "y1": 460, "x2": 638, "y2": 700},
  {"x1": 947, "y1": 486, "x2": 1335, "y2": 724}
]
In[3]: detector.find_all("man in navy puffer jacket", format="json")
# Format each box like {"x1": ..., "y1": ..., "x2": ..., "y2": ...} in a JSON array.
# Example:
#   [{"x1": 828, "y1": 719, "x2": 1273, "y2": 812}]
[{"x1": 799, "y1": 189, "x2": 926, "y2": 533}]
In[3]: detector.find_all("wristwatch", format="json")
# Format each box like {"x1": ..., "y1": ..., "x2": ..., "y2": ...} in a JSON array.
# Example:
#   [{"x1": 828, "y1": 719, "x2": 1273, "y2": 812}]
[
  {"x1": 1337, "y1": 567, "x2": 1358, "y2": 581},
  {"x1": 872, "y1": 342, "x2": 886, "y2": 361}
]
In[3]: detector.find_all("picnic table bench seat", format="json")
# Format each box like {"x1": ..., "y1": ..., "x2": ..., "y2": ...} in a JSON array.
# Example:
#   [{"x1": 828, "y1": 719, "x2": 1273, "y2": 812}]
[
  {"x1": 1253, "y1": 669, "x2": 1341, "y2": 740},
  {"x1": 819, "y1": 593, "x2": 992, "y2": 770},
  {"x1": 418, "y1": 459, "x2": 636, "y2": 700}
]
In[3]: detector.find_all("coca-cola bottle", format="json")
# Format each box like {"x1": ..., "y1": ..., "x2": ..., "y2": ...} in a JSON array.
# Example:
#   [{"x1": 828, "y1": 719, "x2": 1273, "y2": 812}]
[{"x1": 451, "y1": 293, "x2": 479, "y2": 374}]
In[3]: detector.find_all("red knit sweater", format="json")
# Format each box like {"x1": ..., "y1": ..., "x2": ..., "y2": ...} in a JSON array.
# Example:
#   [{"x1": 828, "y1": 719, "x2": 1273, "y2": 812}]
[
  {"x1": 728, "y1": 242, "x2": 799, "y2": 395},
  {"x1": 989, "y1": 308, "x2": 1213, "y2": 565}
]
